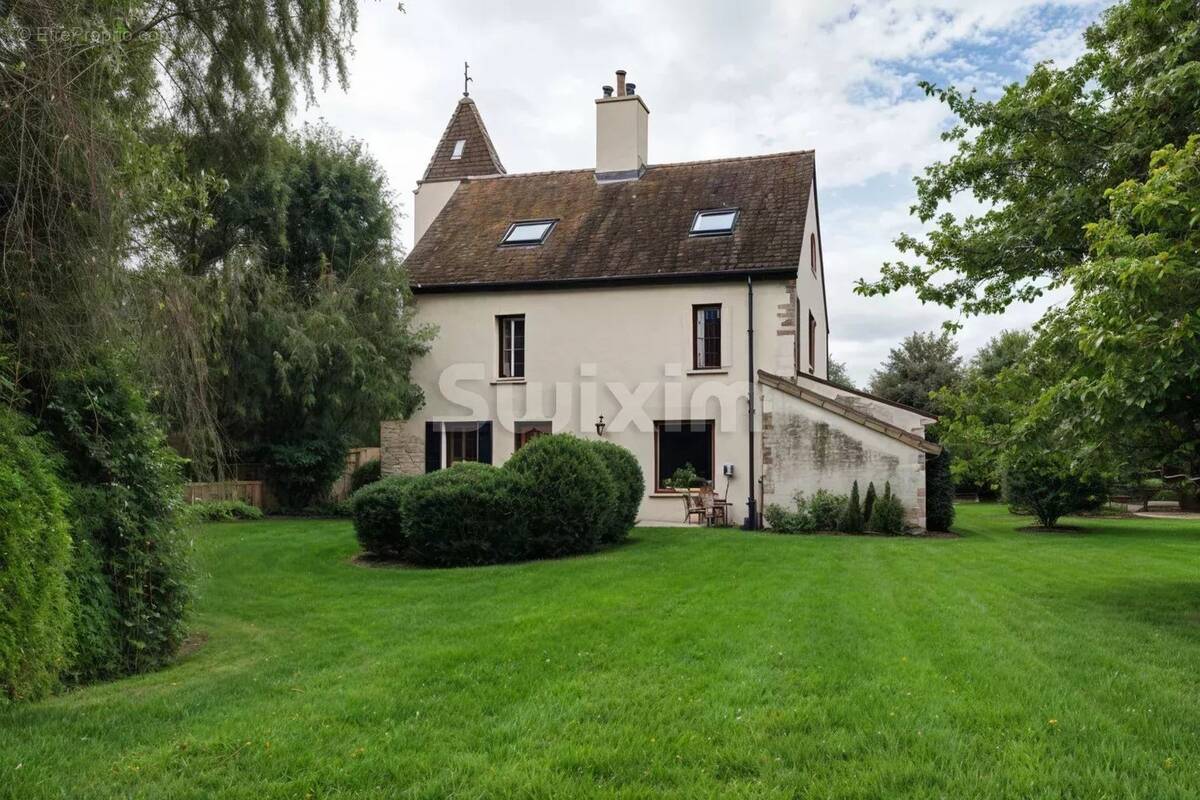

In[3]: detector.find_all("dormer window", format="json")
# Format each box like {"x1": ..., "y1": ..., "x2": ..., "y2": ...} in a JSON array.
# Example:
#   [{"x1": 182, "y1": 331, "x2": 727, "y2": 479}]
[
  {"x1": 450, "y1": 139, "x2": 466, "y2": 160},
  {"x1": 690, "y1": 208, "x2": 739, "y2": 237},
  {"x1": 501, "y1": 219, "x2": 556, "y2": 246}
]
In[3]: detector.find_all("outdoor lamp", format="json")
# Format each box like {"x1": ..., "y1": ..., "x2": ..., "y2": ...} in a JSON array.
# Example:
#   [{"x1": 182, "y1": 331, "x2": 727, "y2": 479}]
[{"x1": 594, "y1": 414, "x2": 606, "y2": 437}]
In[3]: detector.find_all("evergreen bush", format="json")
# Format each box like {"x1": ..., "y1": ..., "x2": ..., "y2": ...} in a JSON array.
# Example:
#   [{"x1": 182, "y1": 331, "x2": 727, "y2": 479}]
[
  {"x1": 869, "y1": 482, "x2": 906, "y2": 535},
  {"x1": 46, "y1": 361, "x2": 191, "y2": 678},
  {"x1": 586, "y1": 440, "x2": 644, "y2": 543},
  {"x1": 809, "y1": 490, "x2": 848, "y2": 531},
  {"x1": 349, "y1": 458, "x2": 382, "y2": 492},
  {"x1": 0, "y1": 407, "x2": 73, "y2": 701},
  {"x1": 351, "y1": 476, "x2": 414, "y2": 557},
  {"x1": 504, "y1": 434, "x2": 618, "y2": 558},
  {"x1": 925, "y1": 432, "x2": 956, "y2": 532},
  {"x1": 838, "y1": 481, "x2": 865, "y2": 533},
  {"x1": 863, "y1": 482, "x2": 878, "y2": 528},
  {"x1": 403, "y1": 463, "x2": 531, "y2": 566}
]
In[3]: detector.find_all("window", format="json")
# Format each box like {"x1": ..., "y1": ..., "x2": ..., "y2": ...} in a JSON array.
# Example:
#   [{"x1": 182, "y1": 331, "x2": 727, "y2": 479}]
[
  {"x1": 808, "y1": 311, "x2": 817, "y2": 372},
  {"x1": 514, "y1": 421, "x2": 552, "y2": 451},
  {"x1": 690, "y1": 208, "x2": 738, "y2": 237},
  {"x1": 451, "y1": 139, "x2": 466, "y2": 160},
  {"x1": 693, "y1": 304, "x2": 721, "y2": 369},
  {"x1": 498, "y1": 315, "x2": 525, "y2": 379},
  {"x1": 654, "y1": 420, "x2": 715, "y2": 491},
  {"x1": 810, "y1": 233, "x2": 817, "y2": 274},
  {"x1": 501, "y1": 220, "x2": 556, "y2": 246},
  {"x1": 425, "y1": 421, "x2": 492, "y2": 472}
]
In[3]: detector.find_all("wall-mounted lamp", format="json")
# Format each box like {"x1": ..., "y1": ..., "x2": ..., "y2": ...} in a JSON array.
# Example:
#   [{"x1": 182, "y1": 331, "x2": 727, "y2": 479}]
[{"x1": 594, "y1": 414, "x2": 606, "y2": 437}]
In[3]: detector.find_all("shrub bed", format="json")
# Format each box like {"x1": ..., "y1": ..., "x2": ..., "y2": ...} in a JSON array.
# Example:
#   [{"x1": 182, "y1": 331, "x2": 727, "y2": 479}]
[
  {"x1": 765, "y1": 481, "x2": 912, "y2": 535},
  {"x1": 0, "y1": 407, "x2": 73, "y2": 701},
  {"x1": 352, "y1": 434, "x2": 642, "y2": 566},
  {"x1": 182, "y1": 500, "x2": 264, "y2": 523}
]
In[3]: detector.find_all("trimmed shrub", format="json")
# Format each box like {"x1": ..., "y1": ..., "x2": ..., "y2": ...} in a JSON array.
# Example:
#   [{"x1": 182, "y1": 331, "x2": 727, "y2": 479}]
[
  {"x1": 838, "y1": 481, "x2": 865, "y2": 533},
  {"x1": 925, "y1": 431, "x2": 955, "y2": 532},
  {"x1": 350, "y1": 458, "x2": 382, "y2": 492},
  {"x1": 0, "y1": 407, "x2": 73, "y2": 701},
  {"x1": 1001, "y1": 449, "x2": 1106, "y2": 528},
  {"x1": 181, "y1": 500, "x2": 264, "y2": 524},
  {"x1": 863, "y1": 482, "x2": 878, "y2": 528},
  {"x1": 869, "y1": 482, "x2": 906, "y2": 535},
  {"x1": 46, "y1": 361, "x2": 191, "y2": 678},
  {"x1": 351, "y1": 476, "x2": 414, "y2": 557},
  {"x1": 809, "y1": 490, "x2": 847, "y2": 532},
  {"x1": 586, "y1": 440, "x2": 644, "y2": 543},
  {"x1": 503, "y1": 434, "x2": 619, "y2": 558},
  {"x1": 404, "y1": 463, "x2": 531, "y2": 566}
]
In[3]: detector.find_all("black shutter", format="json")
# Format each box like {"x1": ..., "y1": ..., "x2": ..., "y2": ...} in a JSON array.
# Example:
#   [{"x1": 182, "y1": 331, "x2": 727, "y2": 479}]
[
  {"x1": 478, "y1": 421, "x2": 493, "y2": 464},
  {"x1": 425, "y1": 421, "x2": 441, "y2": 472}
]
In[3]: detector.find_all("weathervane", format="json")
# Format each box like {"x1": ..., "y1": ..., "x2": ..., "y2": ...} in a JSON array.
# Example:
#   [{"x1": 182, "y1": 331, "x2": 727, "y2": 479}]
[{"x1": 463, "y1": 61, "x2": 472, "y2": 97}]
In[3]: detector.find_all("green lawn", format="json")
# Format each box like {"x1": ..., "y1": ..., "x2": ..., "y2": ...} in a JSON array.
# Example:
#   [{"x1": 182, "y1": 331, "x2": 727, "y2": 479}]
[{"x1": 4, "y1": 505, "x2": 1200, "y2": 799}]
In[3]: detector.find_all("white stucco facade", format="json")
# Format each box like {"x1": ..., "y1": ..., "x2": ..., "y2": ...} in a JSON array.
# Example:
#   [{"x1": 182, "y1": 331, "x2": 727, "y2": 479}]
[{"x1": 383, "y1": 271, "x2": 816, "y2": 524}]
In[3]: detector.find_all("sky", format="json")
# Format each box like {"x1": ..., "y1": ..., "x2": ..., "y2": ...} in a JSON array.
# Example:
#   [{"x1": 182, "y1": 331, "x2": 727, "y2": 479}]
[{"x1": 299, "y1": 0, "x2": 1111, "y2": 386}]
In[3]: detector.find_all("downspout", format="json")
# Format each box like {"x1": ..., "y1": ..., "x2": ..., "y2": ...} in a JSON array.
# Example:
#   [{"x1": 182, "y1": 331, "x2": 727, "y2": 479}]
[{"x1": 744, "y1": 276, "x2": 758, "y2": 530}]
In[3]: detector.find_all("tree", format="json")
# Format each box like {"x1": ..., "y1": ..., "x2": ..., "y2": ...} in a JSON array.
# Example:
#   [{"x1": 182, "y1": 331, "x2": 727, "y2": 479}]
[
  {"x1": 856, "y1": 0, "x2": 1200, "y2": 319},
  {"x1": 826, "y1": 358, "x2": 856, "y2": 390},
  {"x1": 1031, "y1": 137, "x2": 1200, "y2": 507},
  {"x1": 934, "y1": 330, "x2": 1032, "y2": 496},
  {"x1": 1002, "y1": 445, "x2": 1106, "y2": 528},
  {"x1": 869, "y1": 331, "x2": 961, "y2": 415}
]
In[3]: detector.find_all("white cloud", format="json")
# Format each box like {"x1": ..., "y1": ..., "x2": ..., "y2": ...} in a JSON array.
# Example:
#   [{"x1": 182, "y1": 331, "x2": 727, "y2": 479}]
[{"x1": 297, "y1": 0, "x2": 1103, "y2": 387}]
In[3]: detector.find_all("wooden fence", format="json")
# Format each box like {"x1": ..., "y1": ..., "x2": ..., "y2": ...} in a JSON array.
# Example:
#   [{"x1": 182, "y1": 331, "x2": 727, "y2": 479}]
[
  {"x1": 183, "y1": 480, "x2": 265, "y2": 508},
  {"x1": 330, "y1": 447, "x2": 381, "y2": 501}
]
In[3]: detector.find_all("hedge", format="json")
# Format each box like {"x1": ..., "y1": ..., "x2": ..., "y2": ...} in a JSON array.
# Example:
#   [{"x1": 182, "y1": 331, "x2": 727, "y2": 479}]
[
  {"x1": 47, "y1": 361, "x2": 191, "y2": 679},
  {"x1": 0, "y1": 407, "x2": 73, "y2": 701},
  {"x1": 352, "y1": 434, "x2": 640, "y2": 566}
]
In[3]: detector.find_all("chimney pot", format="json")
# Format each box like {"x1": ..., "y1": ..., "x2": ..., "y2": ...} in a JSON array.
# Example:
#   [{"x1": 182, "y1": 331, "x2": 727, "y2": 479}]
[
  {"x1": 615, "y1": 69, "x2": 626, "y2": 96},
  {"x1": 626, "y1": 82, "x2": 636, "y2": 96},
  {"x1": 602, "y1": 85, "x2": 613, "y2": 98}
]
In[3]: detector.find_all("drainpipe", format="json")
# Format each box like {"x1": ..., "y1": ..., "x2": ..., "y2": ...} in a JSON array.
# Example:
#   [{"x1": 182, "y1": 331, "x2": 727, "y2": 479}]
[{"x1": 744, "y1": 276, "x2": 758, "y2": 530}]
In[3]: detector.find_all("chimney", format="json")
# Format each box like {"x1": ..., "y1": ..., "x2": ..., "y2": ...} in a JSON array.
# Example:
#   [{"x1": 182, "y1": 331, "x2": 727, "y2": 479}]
[{"x1": 595, "y1": 69, "x2": 648, "y2": 182}]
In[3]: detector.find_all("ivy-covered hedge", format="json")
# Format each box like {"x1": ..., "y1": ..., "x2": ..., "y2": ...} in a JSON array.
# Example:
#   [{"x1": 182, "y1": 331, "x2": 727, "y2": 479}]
[
  {"x1": 352, "y1": 435, "x2": 644, "y2": 566},
  {"x1": 0, "y1": 407, "x2": 73, "y2": 701}
]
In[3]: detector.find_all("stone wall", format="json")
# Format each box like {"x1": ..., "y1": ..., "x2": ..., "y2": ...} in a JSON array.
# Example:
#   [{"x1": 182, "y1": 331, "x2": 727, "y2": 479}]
[
  {"x1": 761, "y1": 383, "x2": 928, "y2": 528},
  {"x1": 380, "y1": 420, "x2": 424, "y2": 477}
]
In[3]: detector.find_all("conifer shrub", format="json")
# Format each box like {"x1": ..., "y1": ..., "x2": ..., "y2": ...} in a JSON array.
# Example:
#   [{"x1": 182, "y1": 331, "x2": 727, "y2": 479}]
[
  {"x1": 403, "y1": 463, "x2": 531, "y2": 566},
  {"x1": 869, "y1": 482, "x2": 907, "y2": 535},
  {"x1": 863, "y1": 482, "x2": 878, "y2": 527},
  {"x1": 838, "y1": 481, "x2": 865, "y2": 533},
  {"x1": 925, "y1": 432, "x2": 955, "y2": 532}
]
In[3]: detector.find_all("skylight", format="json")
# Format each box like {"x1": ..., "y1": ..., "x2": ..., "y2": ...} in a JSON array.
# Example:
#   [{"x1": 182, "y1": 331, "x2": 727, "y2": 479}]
[
  {"x1": 450, "y1": 139, "x2": 466, "y2": 160},
  {"x1": 690, "y1": 208, "x2": 739, "y2": 237},
  {"x1": 501, "y1": 220, "x2": 556, "y2": 246}
]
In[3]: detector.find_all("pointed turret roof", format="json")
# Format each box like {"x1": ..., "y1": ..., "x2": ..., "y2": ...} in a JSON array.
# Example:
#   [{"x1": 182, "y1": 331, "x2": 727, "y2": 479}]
[{"x1": 421, "y1": 97, "x2": 506, "y2": 182}]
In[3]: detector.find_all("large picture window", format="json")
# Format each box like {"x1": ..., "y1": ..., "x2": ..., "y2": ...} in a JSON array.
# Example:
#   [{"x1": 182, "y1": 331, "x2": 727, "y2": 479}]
[
  {"x1": 425, "y1": 421, "x2": 493, "y2": 472},
  {"x1": 693, "y1": 304, "x2": 721, "y2": 370},
  {"x1": 498, "y1": 315, "x2": 525, "y2": 379},
  {"x1": 654, "y1": 420, "x2": 715, "y2": 491}
]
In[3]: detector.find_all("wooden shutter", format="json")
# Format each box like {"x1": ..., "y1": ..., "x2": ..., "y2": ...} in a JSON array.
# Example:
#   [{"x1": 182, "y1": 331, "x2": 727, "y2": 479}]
[
  {"x1": 478, "y1": 422, "x2": 493, "y2": 464},
  {"x1": 424, "y1": 422, "x2": 442, "y2": 472}
]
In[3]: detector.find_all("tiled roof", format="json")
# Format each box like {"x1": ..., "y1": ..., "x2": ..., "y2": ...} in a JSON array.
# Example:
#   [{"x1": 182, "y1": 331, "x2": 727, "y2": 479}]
[
  {"x1": 406, "y1": 150, "x2": 815, "y2": 289},
  {"x1": 421, "y1": 97, "x2": 505, "y2": 182}
]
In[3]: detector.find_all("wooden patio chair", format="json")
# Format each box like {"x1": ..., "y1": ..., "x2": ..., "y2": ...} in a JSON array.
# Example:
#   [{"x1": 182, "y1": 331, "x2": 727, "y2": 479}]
[
  {"x1": 682, "y1": 491, "x2": 706, "y2": 524},
  {"x1": 699, "y1": 486, "x2": 728, "y2": 527}
]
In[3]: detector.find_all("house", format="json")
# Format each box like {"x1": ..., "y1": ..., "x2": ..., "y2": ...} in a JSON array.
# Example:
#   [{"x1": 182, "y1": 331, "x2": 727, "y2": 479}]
[{"x1": 381, "y1": 70, "x2": 940, "y2": 527}]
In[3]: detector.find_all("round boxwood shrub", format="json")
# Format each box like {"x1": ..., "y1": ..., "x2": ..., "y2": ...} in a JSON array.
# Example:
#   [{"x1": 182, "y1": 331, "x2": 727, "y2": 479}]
[
  {"x1": 403, "y1": 463, "x2": 531, "y2": 567},
  {"x1": 351, "y1": 475, "x2": 413, "y2": 557},
  {"x1": 350, "y1": 458, "x2": 382, "y2": 492},
  {"x1": 503, "y1": 434, "x2": 619, "y2": 557},
  {"x1": 0, "y1": 406, "x2": 73, "y2": 701},
  {"x1": 586, "y1": 440, "x2": 644, "y2": 543}
]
